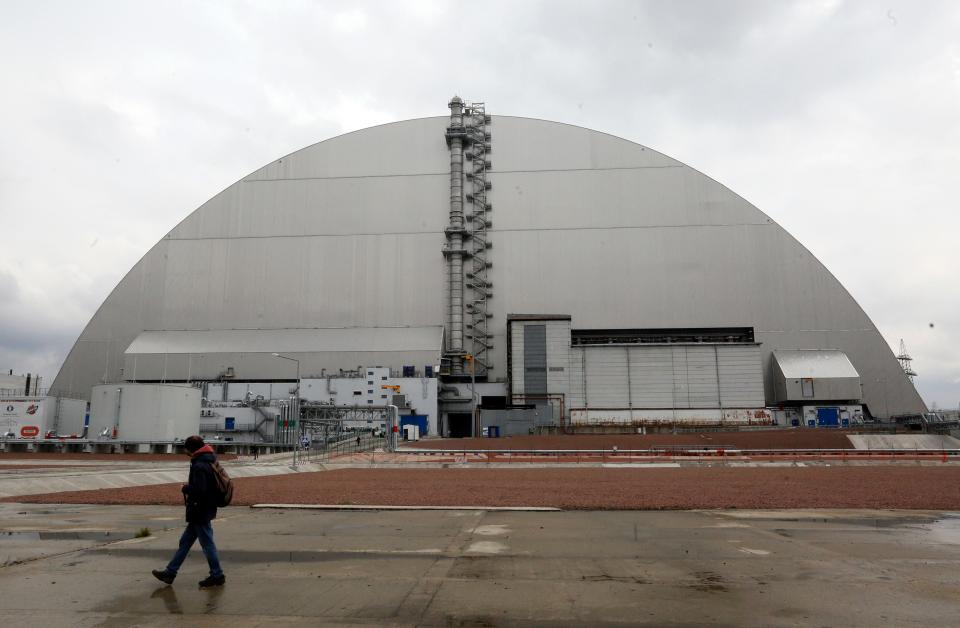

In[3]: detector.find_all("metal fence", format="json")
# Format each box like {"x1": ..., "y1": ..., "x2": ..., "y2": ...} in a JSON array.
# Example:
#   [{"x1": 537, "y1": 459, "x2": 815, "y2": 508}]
[{"x1": 299, "y1": 429, "x2": 384, "y2": 463}]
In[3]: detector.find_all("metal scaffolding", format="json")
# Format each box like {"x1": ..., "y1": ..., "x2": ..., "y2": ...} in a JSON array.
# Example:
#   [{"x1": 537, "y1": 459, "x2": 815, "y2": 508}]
[
  {"x1": 463, "y1": 101, "x2": 494, "y2": 376},
  {"x1": 896, "y1": 339, "x2": 917, "y2": 382}
]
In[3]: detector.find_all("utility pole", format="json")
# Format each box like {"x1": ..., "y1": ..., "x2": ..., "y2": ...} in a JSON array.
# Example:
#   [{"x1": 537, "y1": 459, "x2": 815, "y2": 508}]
[{"x1": 272, "y1": 353, "x2": 300, "y2": 468}]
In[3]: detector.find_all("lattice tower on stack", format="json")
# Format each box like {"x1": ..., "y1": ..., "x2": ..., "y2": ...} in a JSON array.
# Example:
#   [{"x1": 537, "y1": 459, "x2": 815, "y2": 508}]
[{"x1": 896, "y1": 339, "x2": 917, "y2": 381}]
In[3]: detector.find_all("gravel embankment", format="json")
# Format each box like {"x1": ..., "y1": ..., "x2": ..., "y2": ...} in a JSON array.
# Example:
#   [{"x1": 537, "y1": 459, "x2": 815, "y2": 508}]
[{"x1": 6, "y1": 466, "x2": 960, "y2": 510}]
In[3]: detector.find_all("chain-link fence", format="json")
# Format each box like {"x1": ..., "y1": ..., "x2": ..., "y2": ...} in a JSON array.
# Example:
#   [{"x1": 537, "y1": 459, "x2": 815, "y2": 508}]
[{"x1": 300, "y1": 428, "x2": 384, "y2": 463}]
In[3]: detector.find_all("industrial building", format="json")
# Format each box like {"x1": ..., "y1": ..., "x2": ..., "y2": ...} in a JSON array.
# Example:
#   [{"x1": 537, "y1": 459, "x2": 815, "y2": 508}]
[{"x1": 41, "y1": 97, "x2": 924, "y2": 444}]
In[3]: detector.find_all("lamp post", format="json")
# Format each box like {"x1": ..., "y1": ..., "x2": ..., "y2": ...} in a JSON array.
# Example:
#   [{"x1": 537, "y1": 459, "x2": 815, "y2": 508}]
[{"x1": 272, "y1": 353, "x2": 300, "y2": 467}]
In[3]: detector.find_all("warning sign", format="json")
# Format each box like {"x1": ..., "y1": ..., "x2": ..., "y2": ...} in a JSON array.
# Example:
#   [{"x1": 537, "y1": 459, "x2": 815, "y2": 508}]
[{"x1": 20, "y1": 425, "x2": 40, "y2": 438}]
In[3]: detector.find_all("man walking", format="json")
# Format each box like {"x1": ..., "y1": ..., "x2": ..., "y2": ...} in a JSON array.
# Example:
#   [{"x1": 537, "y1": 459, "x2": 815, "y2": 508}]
[{"x1": 152, "y1": 435, "x2": 226, "y2": 588}]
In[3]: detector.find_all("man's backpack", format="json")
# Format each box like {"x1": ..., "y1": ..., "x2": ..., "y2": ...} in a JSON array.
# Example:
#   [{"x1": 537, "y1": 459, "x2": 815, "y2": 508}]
[{"x1": 209, "y1": 460, "x2": 234, "y2": 507}]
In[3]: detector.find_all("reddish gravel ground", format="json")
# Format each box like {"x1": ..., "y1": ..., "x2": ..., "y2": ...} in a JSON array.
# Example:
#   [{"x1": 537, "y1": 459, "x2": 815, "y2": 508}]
[
  {"x1": 409, "y1": 430, "x2": 857, "y2": 451},
  {"x1": 0, "y1": 452, "x2": 236, "y2": 461},
  {"x1": 7, "y1": 467, "x2": 960, "y2": 510}
]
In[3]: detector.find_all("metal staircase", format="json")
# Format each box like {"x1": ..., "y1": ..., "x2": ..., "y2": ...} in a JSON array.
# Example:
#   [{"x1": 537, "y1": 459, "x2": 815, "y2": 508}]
[
  {"x1": 463, "y1": 102, "x2": 494, "y2": 375},
  {"x1": 250, "y1": 401, "x2": 274, "y2": 442}
]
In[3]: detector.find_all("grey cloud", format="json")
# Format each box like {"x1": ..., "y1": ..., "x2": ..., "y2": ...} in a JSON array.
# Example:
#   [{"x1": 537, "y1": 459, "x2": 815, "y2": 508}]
[{"x1": 0, "y1": 0, "x2": 957, "y2": 407}]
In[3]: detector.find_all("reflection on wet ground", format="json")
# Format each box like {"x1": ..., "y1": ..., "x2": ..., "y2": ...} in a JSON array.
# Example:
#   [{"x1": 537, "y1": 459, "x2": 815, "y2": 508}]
[
  {"x1": 1, "y1": 504, "x2": 959, "y2": 626},
  {"x1": 3, "y1": 530, "x2": 136, "y2": 541}
]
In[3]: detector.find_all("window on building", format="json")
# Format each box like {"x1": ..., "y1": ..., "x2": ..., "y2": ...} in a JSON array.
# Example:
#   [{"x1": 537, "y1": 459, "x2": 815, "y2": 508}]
[{"x1": 801, "y1": 378, "x2": 814, "y2": 398}]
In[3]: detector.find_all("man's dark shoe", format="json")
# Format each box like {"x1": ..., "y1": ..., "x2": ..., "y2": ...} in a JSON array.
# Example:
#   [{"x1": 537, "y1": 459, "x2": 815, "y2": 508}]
[
  {"x1": 198, "y1": 574, "x2": 226, "y2": 588},
  {"x1": 152, "y1": 569, "x2": 175, "y2": 585}
]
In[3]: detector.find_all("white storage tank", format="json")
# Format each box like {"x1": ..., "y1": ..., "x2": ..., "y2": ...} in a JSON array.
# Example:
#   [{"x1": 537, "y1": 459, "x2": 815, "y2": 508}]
[
  {"x1": 0, "y1": 396, "x2": 87, "y2": 440},
  {"x1": 90, "y1": 384, "x2": 200, "y2": 441}
]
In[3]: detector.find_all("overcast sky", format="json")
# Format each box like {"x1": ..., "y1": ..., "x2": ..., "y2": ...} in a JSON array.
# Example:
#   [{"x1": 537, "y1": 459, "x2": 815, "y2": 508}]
[{"x1": 0, "y1": 0, "x2": 957, "y2": 408}]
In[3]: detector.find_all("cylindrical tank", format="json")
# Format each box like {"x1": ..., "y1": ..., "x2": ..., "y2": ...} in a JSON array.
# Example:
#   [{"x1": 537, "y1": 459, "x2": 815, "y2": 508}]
[{"x1": 90, "y1": 384, "x2": 200, "y2": 441}]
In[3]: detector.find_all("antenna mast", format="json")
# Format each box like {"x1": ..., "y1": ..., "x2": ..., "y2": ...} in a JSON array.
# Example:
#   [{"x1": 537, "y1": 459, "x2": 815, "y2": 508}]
[{"x1": 896, "y1": 339, "x2": 917, "y2": 382}]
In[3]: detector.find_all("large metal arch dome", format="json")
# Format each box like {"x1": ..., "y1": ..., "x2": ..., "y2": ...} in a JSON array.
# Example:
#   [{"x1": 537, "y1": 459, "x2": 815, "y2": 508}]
[{"x1": 50, "y1": 115, "x2": 924, "y2": 417}]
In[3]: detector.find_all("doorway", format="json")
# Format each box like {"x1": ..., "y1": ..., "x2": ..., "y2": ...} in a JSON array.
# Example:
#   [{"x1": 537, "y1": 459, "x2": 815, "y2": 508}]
[{"x1": 448, "y1": 413, "x2": 472, "y2": 438}]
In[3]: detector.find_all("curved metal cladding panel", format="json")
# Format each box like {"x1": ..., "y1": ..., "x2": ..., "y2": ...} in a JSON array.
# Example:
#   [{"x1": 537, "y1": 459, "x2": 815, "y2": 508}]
[{"x1": 51, "y1": 116, "x2": 924, "y2": 417}]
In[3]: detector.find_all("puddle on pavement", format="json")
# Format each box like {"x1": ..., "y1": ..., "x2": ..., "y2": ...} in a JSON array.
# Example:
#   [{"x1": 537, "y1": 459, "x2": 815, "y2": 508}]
[
  {"x1": 922, "y1": 516, "x2": 960, "y2": 544},
  {"x1": 765, "y1": 515, "x2": 940, "y2": 529},
  {"x1": 1, "y1": 530, "x2": 136, "y2": 541}
]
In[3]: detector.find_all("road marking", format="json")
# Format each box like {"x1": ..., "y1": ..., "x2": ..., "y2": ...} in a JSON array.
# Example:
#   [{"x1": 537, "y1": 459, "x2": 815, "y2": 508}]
[
  {"x1": 466, "y1": 541, "x2": 508, "y2": 554},
  {"x1": 471, "y1": 524, "x2": 510, "y2": 536}
]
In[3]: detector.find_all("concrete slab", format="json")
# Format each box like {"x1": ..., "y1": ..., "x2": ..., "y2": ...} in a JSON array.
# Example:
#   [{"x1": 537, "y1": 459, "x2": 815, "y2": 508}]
[
  {"x1": 849, "y1": 434, "x2": 960, "y2": 450},
  {"x1": 0, "y1": 504, "x2": 959, "y2": 625},
  {"x1": 0, "y1": 462, "x2": 326, "y2": 499}
]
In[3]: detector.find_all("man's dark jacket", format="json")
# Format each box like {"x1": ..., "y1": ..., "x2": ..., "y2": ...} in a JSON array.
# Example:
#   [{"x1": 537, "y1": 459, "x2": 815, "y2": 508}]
[{"x1": 183, "y1": 444, "x2": 219, "y2": 523}]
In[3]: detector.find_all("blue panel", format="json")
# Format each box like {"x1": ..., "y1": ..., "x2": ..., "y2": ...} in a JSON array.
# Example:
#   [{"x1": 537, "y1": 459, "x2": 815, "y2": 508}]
[
  {"x1": 225, "y1": 417, "x2": 235, "y2": 431},
  {"x1": 816, "y1": 407, "x2": 839, "y2": 427},
  {"x1": 400, "y1": 415, "x2": 429, "y2": 436}
]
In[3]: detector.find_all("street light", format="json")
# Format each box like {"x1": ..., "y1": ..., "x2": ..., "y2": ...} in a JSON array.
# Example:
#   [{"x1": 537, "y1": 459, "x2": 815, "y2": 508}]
[
  {"x1": 271, "y1": 353, "x2": 300, "y2": 386},
  {"x1": 271, "y1": 353, "x2": 300, "y2": 466}
]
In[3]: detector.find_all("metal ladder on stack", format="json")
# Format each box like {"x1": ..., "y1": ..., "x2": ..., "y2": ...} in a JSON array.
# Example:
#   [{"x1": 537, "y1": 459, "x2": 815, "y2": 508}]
[{"x1": 463, "y1": 102, "x2": 494, "y2": 376}]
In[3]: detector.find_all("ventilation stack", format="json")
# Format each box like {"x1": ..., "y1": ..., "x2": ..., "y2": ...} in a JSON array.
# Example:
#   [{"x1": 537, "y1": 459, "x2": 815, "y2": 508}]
[{"x1": 443, "y1": 96, "x2": 493, "y2": 378}]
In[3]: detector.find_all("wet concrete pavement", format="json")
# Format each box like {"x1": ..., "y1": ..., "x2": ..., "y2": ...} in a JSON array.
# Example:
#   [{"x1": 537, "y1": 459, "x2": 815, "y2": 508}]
[
  {"x1": 0, "y1": 458, "x2": 325, "y2": 499},
  {"x1": 1, "y1": 503, "x2": 959, "y2": 626}
]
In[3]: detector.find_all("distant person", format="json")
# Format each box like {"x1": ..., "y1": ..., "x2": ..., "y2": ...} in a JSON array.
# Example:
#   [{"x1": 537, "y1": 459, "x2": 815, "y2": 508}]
[
  {"x1": 356, "y1": 434, "x2": 361, "y2": 448},
  {"x1": 152, "y1": 435, "x2": 226, "y2": 588},
  {"x1": 253, "y1": 447, "x2": 259, "y2": 461}
]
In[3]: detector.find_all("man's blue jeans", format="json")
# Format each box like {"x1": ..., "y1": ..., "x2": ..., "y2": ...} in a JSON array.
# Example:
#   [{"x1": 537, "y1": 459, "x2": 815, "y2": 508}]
[{"x1": 165, "y1": 522, "x2": 223, "y2": 577}]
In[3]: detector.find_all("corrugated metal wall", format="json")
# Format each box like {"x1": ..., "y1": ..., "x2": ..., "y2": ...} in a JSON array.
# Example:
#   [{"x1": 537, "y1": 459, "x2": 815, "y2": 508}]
[
  {"x1": 509, "y1": 319, "x2": 572, "y2": 400},
  {"x1": 523, "y1": 325, "x2": 547, "y2": 395},
  {"x1": 568, "y1": 344, "x2": 764, "y2": 410},
  {"x1": 717, "y1": 346, "x2": 766, "y2": 407}
]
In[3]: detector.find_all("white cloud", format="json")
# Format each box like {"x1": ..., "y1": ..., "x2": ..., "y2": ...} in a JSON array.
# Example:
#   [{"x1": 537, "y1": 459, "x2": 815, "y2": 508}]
[{"x1": 333, "y1": 8, "x2": 367, "y2": 33}]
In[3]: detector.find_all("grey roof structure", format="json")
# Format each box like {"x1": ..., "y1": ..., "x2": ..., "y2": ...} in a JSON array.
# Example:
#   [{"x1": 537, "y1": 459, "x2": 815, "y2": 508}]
[
  {"x1": 50, "y1": 115, "x2": 926, "y2": 417},
  {"x1": 773, "y1": 350, "x2": 860, "y2": 380},
  {"x1": 772, "y1": 350, "x2": 863, "y2": 403},
  {"x1": 125, "y1": 327, "x2": 443, "y2": 355}
]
